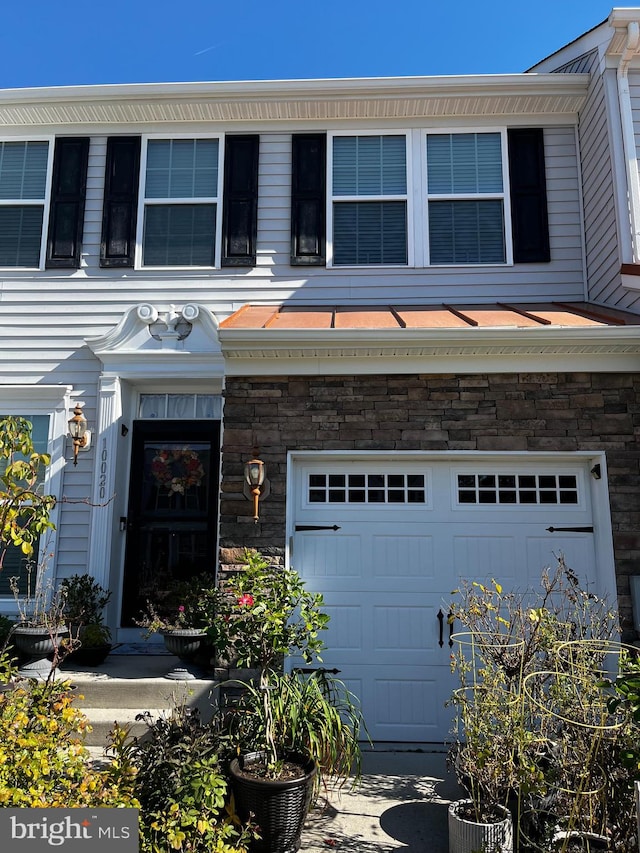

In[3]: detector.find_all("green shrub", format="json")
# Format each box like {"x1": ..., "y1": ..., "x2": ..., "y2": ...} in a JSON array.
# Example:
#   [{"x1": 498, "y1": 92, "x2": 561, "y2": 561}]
[
  {"x1": 0, "y1": 680, "x2": 137, "y2": 808},
  {"x1": 130, "y1": 705, "x2": 252, "y2": 853}
]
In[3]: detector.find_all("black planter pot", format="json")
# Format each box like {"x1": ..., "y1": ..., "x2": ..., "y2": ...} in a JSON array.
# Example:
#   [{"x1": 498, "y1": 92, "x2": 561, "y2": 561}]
[
  {"x1": 13, "y1": 625, "x2": 69, "y2": 680},
  {"x1": 69, "y1": 643, "x2": 113, "y2": 666},
  {"x1": 229, "y1": 751, "x2": 317, "y2": 853},
  {"x1": 160, "y1": 629, "x2": 207, "y2": 679}
]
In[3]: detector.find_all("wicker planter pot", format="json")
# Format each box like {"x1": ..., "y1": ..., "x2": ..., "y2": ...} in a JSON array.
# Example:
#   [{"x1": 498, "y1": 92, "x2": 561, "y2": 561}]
[
  {"x1": 448, "y1": 799, "x2": 513, "y2": 853},
  {"x1": 229, "y1": 751, "x2": 317, "y2": 853}
]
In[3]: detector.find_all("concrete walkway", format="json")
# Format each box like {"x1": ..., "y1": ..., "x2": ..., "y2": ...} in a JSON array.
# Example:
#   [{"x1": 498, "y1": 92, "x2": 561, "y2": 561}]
[{"x1": 302, "y1": 749, "x2": 461, "y2": 852}]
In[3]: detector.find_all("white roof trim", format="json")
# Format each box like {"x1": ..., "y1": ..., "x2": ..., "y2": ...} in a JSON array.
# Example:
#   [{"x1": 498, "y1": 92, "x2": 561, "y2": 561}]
[
  {"x1": 0, "y1": 74, "x2": 590, "y2": 126},
  {"x1": 218, "y1": 326, "x2": 640, "y2": 375},
  {"x1": 85, "y1": 303, "x2": 224, "y2": 380}
]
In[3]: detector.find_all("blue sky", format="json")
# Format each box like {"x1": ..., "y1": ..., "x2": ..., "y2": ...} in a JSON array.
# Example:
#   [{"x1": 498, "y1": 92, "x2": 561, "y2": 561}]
[{"x1": 0, "y1": 1, "x2": 616, "y2": 89}]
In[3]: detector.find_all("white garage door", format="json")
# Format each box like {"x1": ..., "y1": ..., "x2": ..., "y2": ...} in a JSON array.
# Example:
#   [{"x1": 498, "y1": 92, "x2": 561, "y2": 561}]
[{"x1": 290, "y1": 456, "x2": 600, "y2": 743}]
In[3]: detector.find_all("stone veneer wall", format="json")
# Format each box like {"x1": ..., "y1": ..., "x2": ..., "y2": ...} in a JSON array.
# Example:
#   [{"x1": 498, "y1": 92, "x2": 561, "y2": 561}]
[{"x1": 219, "y1": 372, "x2": 640, "y2": 637}]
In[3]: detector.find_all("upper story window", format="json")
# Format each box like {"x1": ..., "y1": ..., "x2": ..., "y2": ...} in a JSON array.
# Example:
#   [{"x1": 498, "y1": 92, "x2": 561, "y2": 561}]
[
  {"x1": 330, "y1": 134, "x2": 408, "y2": 266},
  {"x1": 294, "y1": 127, "x2": 548, "y2": 269},
  {"x1": 0, "y1": 141, "x2": 51, "y2": 268},
  {"x1": 138, "y1": 137, "x2": 222, "y2": 268},
  {"x1": 426, "y1": 132, "x2": 509, "y2": 265},
  {"x1": 0, "y1": 137, "x2": 89, "y2": 271}
]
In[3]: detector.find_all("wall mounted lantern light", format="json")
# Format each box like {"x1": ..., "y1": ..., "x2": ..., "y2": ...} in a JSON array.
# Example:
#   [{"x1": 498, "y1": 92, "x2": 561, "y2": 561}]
[
  {"x1": 243, "y1": 455, "x2": 270, "y2": 522},
  {"x1": 67, "y1": 403, "x2": 91, "y2": 466}
]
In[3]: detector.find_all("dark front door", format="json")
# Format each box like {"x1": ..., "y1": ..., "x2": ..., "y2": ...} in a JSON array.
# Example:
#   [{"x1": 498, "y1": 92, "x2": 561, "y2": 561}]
[{"x1": 121, "y1": 420, "x2": 220, "y2": 625}]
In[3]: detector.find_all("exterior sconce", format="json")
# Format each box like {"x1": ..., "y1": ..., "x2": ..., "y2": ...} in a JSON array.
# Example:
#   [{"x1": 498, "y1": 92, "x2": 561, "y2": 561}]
[
  {"x1": 243, "y1": 456, "x2": 270, "y2": 522},
  {"x1": 68, "y1": 403, "x2": 91, "y2": 466}
]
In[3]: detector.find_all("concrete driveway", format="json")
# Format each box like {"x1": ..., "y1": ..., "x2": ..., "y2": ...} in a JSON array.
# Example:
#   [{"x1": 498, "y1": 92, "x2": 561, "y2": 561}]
[{"x1": 301, "y1": 748, "x2": 461, "y2": 852}]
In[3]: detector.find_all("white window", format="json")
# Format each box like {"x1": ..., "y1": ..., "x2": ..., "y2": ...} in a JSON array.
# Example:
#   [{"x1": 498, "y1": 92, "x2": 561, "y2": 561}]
[
  {"x1": 138, "y1": 137, "x2": 222, "y2": 268},
  {"x1": 330, "y1": 134, "x2": 408, "y2": 266},
  {"x1": 426, "y1": 131, "x2": 510, "y2": 265},
  {"x1": 138, "y1": 393, "x2": 222, "y2": 419},
  {"x1": 308, "y1": 472, "x2": 426, "y2": 504},
  {"x1": 0, "y1": 140, "x2": 52, "y2": 268},
  {"x1": 0, "y1": 385, "x2": 68, "y2": 608}
]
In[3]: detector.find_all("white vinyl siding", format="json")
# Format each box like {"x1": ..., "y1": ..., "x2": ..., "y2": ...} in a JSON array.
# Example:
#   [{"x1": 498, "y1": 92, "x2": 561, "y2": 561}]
[
  {"x1": 0, "y1": 140, "x2": 52, "y2": 269},
  {"x1": 426, "y1": 132, "x2": 508, "y2": 265},
  {"x1": 330, "y1": 134, "x2": 408, "y2": 266},
  {"x1": 137, "y1": 137, "x2": 222, "y2": 269},
  {"x1": 0, "y1": 127, "x2": 585, "y2": 305}
]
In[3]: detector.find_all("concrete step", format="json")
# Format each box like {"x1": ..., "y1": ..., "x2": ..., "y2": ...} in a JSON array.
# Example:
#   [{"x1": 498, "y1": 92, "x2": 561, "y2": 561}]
[{"x1": 57, "y1": 654, "x2": 219, "y2": 748}]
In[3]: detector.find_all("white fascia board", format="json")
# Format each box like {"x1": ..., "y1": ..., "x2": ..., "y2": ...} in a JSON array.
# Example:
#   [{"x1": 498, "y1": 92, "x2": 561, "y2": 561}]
[
  {"x1": 219, "y1": 326, "x2": 640, "y2": 375},
  {"x1": 95, "y1": 352, "x2": 225, "y2": 381},
  {"x1": 0, "y1": 74, "x2": 590, "y2": 127},
  {"x1": 224, "y1": 352, "x2": 640, "y2": 376},
  {"x1": 0, "y1": 74, "x2": 591, "y2": 103}
]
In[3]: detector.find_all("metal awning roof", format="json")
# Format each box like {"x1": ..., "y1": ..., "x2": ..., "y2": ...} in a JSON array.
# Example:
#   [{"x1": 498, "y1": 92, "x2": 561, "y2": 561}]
[{"x1": 220, "y1": 302, "x2": 640, "y2": 331}]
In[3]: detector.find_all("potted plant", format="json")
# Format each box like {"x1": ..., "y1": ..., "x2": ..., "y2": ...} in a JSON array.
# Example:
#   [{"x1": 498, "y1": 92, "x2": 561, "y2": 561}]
[
  {"x1": 0, "y1": 416, "x2": 69, "y2": 680},
  {"x1": 9, "y1": 564, "x2": 71, "y2": 680},
  {"x1": 448, "y1": 629, "x2": 519, "y2": 853},
  {"x1": 60, "y1": 572, "x2": 113, "y2": 665},
  {"x1": 209, "y1": 550, "x2": 363, "y2": 853},
  {"x1": 137, "y1": 571, "x2": 217, "y2": 679},
  {"x1": 447, "y1": 561, "x2": 628, "y2": 853}
]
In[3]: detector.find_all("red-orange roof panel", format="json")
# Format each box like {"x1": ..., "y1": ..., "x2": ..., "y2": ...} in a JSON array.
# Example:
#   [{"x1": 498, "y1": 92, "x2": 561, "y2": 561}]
[
  {"x1": 333, "y1": 307, "x2": 401, "y2": 329},
  {"x1": 394, "y1": 307, "x2": 470, "y2": 328},
  {"x1": 219, "y1": 305, "x2": 279, "y2": 329},
  {"x1": 219, "y1": 303, "x2": 640, "y2": 330},
  {"x1": 266, "y1": 308, "x2": 334, "y2": 329}
]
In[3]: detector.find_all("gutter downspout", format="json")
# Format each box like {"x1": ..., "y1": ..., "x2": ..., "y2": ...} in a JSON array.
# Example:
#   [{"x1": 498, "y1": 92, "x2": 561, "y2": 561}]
[{"x1": 617, "y1": 21, "x2": 640, "y2": 262}]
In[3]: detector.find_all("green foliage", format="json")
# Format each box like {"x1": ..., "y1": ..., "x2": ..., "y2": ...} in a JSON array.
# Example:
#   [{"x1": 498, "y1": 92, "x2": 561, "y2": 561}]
[
  {"x1": 0, "y1": 680, "x2": 138, "y2": 808},
  {"x1": 208, "y1": 549, "x2": 329, "y2": 670},
  {"x1": 225, "y1": 668, "x2": 365, "y2": 788},
  {"x1": 448, "y1": 558, "x2": 636, "y2": 849},
  {"x1": 60, "y1": 573, "x2": 111, "y2": 624},
  {"x1": 0, "y1": 416, "x2": 56, "y2": 563},
  {"x1": 138, "y1": 572, "x2": 218, "y2": 634},
  {"x1": 130, "y1": 705, "x2": 251, "y2": 853},
  {"x1": 77, "y1": 623, "x2": 112, "y2": 646}
]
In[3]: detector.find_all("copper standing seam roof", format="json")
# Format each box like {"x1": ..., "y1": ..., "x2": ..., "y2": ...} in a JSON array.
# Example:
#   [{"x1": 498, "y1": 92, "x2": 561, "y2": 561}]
[{"x1": 219, "y1": 302, "x2": 640, "y2": 331}]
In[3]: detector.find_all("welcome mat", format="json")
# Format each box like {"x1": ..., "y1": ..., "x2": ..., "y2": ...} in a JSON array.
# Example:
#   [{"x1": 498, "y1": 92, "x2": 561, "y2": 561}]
[{"x1": 109, "y1": 643, "x2": 171, "y2": 655}]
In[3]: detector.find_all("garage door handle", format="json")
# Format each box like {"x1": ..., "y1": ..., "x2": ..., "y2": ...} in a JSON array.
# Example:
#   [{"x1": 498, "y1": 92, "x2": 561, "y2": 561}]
[
  {"x1": 295, "y1": 525, "x2": 341, "y2": 531},
  {"x1": 546, "y1": 526, "x2": 594, "y2": 533},
  {"x1": 438, "y1": 609, "x2": 454, "y2": 648}
]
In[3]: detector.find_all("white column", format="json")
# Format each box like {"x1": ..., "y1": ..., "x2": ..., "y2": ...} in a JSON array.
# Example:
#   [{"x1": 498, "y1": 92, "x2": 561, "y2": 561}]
[{"x1": 86, "y1": 375, "x2": 122, "y2": 590}]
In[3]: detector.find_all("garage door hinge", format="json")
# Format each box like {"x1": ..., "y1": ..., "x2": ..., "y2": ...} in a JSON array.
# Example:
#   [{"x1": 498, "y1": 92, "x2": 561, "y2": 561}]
[
  {"x1": 546, "y1": 526, "x2": 594, "y2": 533},
  {"x1": 294, "y1": 524, "x2": 341, "y2": 531}
]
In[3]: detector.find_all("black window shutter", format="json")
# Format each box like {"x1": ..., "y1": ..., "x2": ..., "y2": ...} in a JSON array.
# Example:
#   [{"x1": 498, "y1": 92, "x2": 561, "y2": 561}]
[
  {"x1": 508, "y1": 128, "x2": 550, "y2": 263},
  {"x1": 45, "y1": 137, "x2": 90, "y2": 268},
  {"x1": 291, "y1": 133, "x2": 326, "y2": 265},
  {"x1": 221, "y1": 135, "x2": 259, "y2": 266},
  {"x1": 100, "y1": 136, "x2": 141, "y2": 268}
]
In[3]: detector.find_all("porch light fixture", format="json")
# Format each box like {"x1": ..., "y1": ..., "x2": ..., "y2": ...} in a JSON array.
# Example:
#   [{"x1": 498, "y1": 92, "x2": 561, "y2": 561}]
[
  {"x1": 67, "y1": 403, "x2": 91, "y2": 466},
  {"x1": 243, "y1": 456, "x2": 269, "y2": 522}
]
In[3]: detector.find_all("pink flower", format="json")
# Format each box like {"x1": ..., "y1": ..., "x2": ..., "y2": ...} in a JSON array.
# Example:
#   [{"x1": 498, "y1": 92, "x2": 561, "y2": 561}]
[
  {"x1": 237, "y1": 594, "x2": 254, "y2": 608},
  {"x1": 178, "y1": 605, "x2": 185, "y2": 613}
]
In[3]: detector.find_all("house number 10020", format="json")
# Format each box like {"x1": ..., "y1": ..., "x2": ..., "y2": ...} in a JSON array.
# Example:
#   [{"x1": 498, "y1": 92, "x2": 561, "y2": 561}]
[{"x1": 98, "y1": 440, "x2": 108, "y2": 500}]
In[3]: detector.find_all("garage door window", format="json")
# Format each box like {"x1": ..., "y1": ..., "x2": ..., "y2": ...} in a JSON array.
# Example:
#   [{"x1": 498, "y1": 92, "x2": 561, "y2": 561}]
[
  {"x1": 308, "y1": 473, "x2": 426, "y2": 504},
  {"x1": 457, "y1": 473, "x2": 578, "y2": 505}
]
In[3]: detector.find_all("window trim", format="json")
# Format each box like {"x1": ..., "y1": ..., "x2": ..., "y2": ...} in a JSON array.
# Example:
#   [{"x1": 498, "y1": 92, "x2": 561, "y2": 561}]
[
  {"x1": 0, "y1": 136, "x2": 55, "y2": 271},
  {"x1": 327, "y1": 130, "x2": 414, "y2": 269},
  {"x1": 135, "y1": 132, "x2": 225, "y2": 270},
  {"x1": 423, "y1": 127, "x2": 514, "y2": 267}
]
